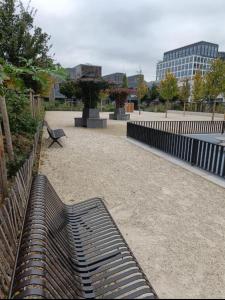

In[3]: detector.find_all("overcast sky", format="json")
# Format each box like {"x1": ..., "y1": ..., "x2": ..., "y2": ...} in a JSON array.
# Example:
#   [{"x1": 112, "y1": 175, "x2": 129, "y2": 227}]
[{"x1": 23, "y1": 0, "x2": 225, "y2": 81}]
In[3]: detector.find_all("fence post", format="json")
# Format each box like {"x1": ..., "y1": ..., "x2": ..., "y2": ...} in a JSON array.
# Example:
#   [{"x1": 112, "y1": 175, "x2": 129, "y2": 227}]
[
  {"x1": 222, "y1": 121, "x2": 225, "y2": 135},
  {"x1": 191, "y1": 139, "x2": 198, "y2": 166},
  {"x1": 0, "y1": 123, "x2": 8, "y2": 200}
]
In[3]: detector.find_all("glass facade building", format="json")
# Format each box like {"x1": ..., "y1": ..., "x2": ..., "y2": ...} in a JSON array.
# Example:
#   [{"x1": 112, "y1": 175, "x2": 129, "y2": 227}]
[{"x1": 156, "y1": 41, "x2": 220, "y2": 81}]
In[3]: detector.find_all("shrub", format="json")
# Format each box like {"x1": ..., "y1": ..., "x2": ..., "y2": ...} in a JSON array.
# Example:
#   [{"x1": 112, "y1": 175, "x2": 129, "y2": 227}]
[{"x1": 5, "y1": 90, "x2": 38, "y2": 134}]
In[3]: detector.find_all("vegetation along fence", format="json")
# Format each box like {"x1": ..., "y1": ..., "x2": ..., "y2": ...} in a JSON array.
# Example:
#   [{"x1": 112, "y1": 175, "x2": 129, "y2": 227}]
[
  {"x1": 0, "y1": 124, "x2": 42, "y2": 299},
  {"x1": 127, "y1": 121, "x2": 225, "y2": 179}
]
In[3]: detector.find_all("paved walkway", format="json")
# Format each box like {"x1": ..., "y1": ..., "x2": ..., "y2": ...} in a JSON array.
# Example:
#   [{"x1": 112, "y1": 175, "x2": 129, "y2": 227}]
[{"x1": 40, "y1": 111, "x2": 225, "y2": 299}]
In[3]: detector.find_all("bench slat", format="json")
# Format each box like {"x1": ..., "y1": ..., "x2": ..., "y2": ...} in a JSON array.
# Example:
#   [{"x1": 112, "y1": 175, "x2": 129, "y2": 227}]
[{"x1": 9, "y1": 175, "x2": 157, "y2": 299}]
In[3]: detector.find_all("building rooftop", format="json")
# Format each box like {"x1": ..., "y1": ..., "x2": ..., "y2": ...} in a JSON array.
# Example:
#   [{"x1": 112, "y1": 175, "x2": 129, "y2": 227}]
[{"x1": 164, "y1": 41, "x2": 219, "y2": 55}]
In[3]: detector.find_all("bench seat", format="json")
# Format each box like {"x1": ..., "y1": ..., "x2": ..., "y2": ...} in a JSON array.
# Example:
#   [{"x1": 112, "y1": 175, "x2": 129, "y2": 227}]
[{"x1": 9, "y1": 175, "x2": 157, "y2": 299}]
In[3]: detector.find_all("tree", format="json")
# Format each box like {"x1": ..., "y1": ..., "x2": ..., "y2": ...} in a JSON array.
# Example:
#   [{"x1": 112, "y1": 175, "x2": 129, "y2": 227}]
[
  {"x1": 137, "y1": 75, "x2": 148, "y2": 114},
  {"x1": 60, "y1": 80, "x2": 77, "y2": 100},
  {"x1": 192, "y1": 71, "x2": 204, "y2": 111},
  {"x1": 159, "y1": 72, "x2": 178, "y2": 118},
  {"x1": 122, "y1": 74, "x2": 128, "y2": 88},
  {"x1": 76, "y1": 78, "x2": 108, "y2": 109},
  {"x1": 0, "y1": 0, "x2": 54, "y2": 92},
  {"x1": 149, "y1": 84, "x2": 159, "y2": 103},
  {"x1": 202, "y1": 59, "x2": 225, "y2": 121},
  {"x1": 179, "y1": 79, "x2": 190, "y2": 115},
  {"x1": 0, "y1": 0, "x2": 52, "y2": 68},
  {"x1": 109, "y1": 88, "x2": 129, "y2": 108}
]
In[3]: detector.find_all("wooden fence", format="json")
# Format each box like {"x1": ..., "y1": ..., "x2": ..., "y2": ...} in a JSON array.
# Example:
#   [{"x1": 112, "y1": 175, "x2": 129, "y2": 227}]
[{"x1": 0, "y1": 124, "x2": 42, "y2": 299}]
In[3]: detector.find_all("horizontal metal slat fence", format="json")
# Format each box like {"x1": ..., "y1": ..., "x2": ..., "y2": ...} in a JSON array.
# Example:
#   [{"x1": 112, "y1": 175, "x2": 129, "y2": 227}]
[
  {"x1": 131, "y1": 120, "x2": 225, "y2": 135},
  {"x1": 127, "y1": 122, "x2": 225, "y2": 179}
]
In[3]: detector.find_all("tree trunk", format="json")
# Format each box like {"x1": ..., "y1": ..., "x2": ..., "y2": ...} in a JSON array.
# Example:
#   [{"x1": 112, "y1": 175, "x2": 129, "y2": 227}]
[
  {"x1": 0, "y1": 123, "x2": 8, "y2": 200},
  {"x1": 165, "y1": 101, "x2": 168, "y2": 118},
  {"x1": 0, "y1": 96, "x2": 14, "y2": 161},
  {"x1": 212, "y1": 100, "x2": 216, "y2": 121},
  {"x1": 183, "y1": 101, "x2": 186, "y2": 116}
]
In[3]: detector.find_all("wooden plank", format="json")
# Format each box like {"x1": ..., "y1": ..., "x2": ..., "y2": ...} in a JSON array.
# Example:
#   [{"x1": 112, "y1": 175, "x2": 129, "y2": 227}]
[{"x1": 0, "y1": 123, "x2": 8, "y2": 201}]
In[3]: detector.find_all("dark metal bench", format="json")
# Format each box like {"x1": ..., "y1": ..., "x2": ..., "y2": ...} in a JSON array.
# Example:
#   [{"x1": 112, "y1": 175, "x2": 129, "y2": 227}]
[
  {"x1": 9, "y1": 175, "x2": 157, "y2": 299},
  {"x1": 45, "y1": 121, "x2": 66, "y2": 148}
]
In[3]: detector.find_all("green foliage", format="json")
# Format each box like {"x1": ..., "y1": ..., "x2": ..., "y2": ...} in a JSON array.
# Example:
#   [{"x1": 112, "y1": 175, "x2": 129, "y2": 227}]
[
  {"x1": 159, "y1": 72, "x2": 178, "y2": 102},
  {"x1": 0, "y1": 0, "x2": 52, "y2": 68},
  {"x1": 137, "y1": 76, "x2": 148, "y2": 101},
  {"x1": 179, "y1": 79, "x2": 190, "y2": 102},
  {"x1": 122, "y1": 74, "x2": 128, "y2": 88},
  {"x1": 59, "y1": 80, "x2": 77, "y2": 99},
  {"x1": 109, "y1": 88, "x2": 129, "y2": 108},
  {"x1": 44, "y1": 100, "x2": 84, "y2": 111},
  {"x1": 203, "y1": 59, "x2": 225, "y2": 100},
  {"x1": 149, "y1": 84, "x2": 159, "y2": 102},
  {"x1": 192, "y1": 71, "x2": 204, "y2": 102},
  {"x1": 5, "y1": 90, "x2": 38, "y2": 134},
  {"x1": 76, "y1": 79, "x2": 108, "y2": 109}
]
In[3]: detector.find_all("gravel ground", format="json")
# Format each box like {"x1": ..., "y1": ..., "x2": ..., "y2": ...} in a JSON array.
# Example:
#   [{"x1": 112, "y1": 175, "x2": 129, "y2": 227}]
[{"x1": 40, "y1": 111, "x2": 225, "y2": 299}]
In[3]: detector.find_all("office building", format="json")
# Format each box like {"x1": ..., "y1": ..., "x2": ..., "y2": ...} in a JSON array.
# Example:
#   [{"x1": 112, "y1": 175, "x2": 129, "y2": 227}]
[
  {"x1": 103, "y1": 73, "x2": 125, "y2": 86},
  {"x1": 128, "y1": 74, "x2": 144, "y2": 89},
  {"x1": 156, "y1": 41, "x2": 225, "y2": 82},
  {"x1": 67, "y1": 64, "x2": 102, "y2": 80}
]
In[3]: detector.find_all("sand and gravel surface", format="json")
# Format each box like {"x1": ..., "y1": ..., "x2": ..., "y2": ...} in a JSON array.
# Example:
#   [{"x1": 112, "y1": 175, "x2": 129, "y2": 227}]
[{"x1": 40, "y1": 111, "x2": 225, "y2": 299}]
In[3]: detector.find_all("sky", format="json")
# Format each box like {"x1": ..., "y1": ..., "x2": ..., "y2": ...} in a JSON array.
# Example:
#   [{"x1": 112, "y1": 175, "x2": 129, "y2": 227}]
[{"x1": 22, "y1": 0, "x2": 225, "y2": 81}]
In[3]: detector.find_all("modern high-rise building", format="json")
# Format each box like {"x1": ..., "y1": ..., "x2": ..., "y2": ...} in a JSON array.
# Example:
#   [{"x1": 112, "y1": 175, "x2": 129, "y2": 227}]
[
  {"x1": 156, "y1": 41, "x2": 225, "y2": 82},
  {"x1": 103, "y1": 73, "x2": 125, "y2": 86}
]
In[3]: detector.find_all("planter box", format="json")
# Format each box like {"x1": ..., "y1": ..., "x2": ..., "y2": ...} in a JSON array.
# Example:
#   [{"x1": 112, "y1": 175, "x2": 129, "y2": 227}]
[
  {"x1": 75, "y1": 108, "x2": 107, "y2": 128},
  {"x1": 109, "y1": 108, "x2": 130, "y2": 121},
  {"x1": 87, "y1": 118, "x2": 107, "y2": 128}
]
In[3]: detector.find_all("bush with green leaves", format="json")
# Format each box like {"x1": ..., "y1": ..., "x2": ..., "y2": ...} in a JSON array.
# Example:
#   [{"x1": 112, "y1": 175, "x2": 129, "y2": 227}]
[{"x1": 5, "y1": 90, "x2": 38, "y2": 134}]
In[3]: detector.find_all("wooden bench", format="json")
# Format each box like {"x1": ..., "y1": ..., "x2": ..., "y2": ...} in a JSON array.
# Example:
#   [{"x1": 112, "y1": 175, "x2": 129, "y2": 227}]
[
  {"x1": 45, "y1": 121, "x2": 66, "y2": 148},
  {"x1": 9, "y1": 175, "x2": 157, "y2": 299}
]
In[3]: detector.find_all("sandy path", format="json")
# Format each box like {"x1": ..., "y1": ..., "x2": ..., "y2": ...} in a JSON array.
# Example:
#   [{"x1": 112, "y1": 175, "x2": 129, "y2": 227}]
[{"x1": 40, "y1": 111, "x2": 225, "y2": 299}]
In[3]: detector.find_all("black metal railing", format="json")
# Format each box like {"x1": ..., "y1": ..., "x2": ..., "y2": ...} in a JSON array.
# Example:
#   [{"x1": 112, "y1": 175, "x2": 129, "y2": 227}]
[
  {"x1": 127, "y1": 122, "x2": 225, "y2": 178},
  {"x1": 131, "y1": 121, "x2": 225, "y2": 135}
]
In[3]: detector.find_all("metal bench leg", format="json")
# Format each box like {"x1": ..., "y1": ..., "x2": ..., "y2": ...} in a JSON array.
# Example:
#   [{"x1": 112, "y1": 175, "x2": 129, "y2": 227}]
[
  {"x1": 56, "y1": 140, "x2": 63, "y2": 147},
  {"x1": 48, "y1": 139, "x2": 63, "y2": 148},
  {"x1": 48, "y1": 140, "x2": 55, "y2": 148}
]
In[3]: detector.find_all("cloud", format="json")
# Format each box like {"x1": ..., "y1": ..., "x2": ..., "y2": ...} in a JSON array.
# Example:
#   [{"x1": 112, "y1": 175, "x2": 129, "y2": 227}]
[{"x1": 23, "y1": 0, "x2": 225, "y2": 81}]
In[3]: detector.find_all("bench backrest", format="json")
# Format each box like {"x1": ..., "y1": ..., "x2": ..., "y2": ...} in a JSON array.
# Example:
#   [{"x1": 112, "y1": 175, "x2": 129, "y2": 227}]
[{"x1": 9, "y1": 175, "x2": 158, "y2": 299}]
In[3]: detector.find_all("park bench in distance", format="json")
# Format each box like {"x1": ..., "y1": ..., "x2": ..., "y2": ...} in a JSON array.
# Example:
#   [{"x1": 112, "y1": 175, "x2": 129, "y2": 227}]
[
  {"x1": 45, "y1": 121, "x2": 66, "y2": 148},
  {"x1": 9, "y1": 175, "x2": 157, "y2": 299}
]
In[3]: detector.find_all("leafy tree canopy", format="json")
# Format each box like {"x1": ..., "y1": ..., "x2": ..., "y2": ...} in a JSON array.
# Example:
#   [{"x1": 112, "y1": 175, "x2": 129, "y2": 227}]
[
  {"x1": 0, "y1": 0, "x2": 53, "y2": 68},
  {"x1": 192, "y1": 71, "x2": 204, "y2": 102},
  {"x1": 76, "y1": 78, "x2": 108, "y2": 109},
  {"x1": 109, "y1": 88, "x2": 129, "y2": 108},
  {"x1": 149, "y1": 84, "x2": 159, "y2": 101},
  {"x1": 59, "y1": 80, "x2": 77, "y2": 99},
  {"x1": 179, "y1": 79, "x2": 190, "y2": 102},
  {"x1": 203, "y1": 59, "x2": 225, "y2": 100},
  {"x1": 159, "y1": 72, "x2": 178, "y2": 102}
]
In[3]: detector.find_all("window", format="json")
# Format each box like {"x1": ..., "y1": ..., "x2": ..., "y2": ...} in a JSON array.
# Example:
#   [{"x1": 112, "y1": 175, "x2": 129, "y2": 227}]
[{"x1": 189, "y1": 63, "x2": 193, "y2": 69}]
